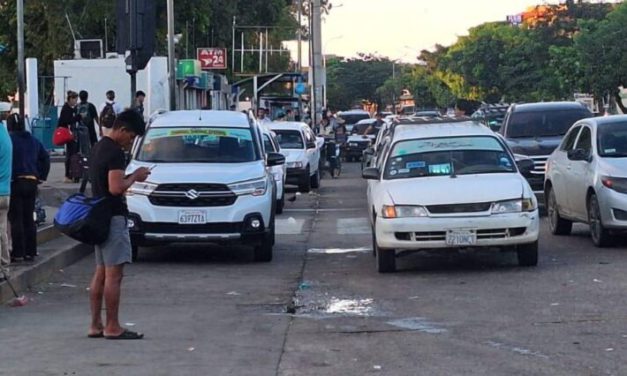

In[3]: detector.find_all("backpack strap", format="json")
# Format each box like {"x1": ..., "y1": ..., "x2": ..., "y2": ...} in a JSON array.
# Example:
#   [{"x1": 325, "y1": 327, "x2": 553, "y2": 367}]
[{"x1": 79, "y1": 170, "x2": 89, "y2": 194}]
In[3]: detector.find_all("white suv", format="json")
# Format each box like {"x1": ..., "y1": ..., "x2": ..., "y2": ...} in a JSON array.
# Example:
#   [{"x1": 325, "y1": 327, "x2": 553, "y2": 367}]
[{"x1": 125, "y1": 110, "x2": 285, "y2": 262}]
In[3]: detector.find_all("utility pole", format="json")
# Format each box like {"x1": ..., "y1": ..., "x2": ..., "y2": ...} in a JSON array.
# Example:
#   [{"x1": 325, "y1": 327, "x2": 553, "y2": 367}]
[
  {"x1": 167, "y1": 0, "x2": 176, "y2": 110},
  {"x1": 311, "y1": 0, "x2": 323, "y2": 130},
  {"x1": 17, "y1": 0, "x2": 25, "y2": 118},
  {"x1": 297, "y1": 0, "x2": 302, "y2": 72}
]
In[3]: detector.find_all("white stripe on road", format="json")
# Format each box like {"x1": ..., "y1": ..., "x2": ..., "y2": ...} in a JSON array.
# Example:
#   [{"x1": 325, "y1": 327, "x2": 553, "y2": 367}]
[
  {"x1": 283, "y1": 208, "x2": 364, "y2": 213},
  {"x1": 337, "y1": 218, "x2": 371, "y2": 235},
  {"x1": 275, "y1": 218, "x2": 305, "y2": 235},
  {"x1": 308, "y1": 247, "x2": 371, "y2": 254}
]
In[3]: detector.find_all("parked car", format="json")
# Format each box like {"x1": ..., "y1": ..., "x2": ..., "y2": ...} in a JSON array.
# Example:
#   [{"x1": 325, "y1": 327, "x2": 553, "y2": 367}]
[
  {"x1": 499, "y1": 102, "x2": 592, "y2": 202},
  {"x1": 544, "y1": 115, "x2": 627, "y2": 247},
  {"x1": 363, "y1": 120, "x2": 539, "y2": 273},
  {"x1": 337, "y1": 110, "x2": 371, "y2": 133},
  {"x1": 269, "y1": 122, "x2": 323, "y2": 192},
  {"x1": 125, "y1": 110, "x2": 284, "y2": 262},
  {"x1": 261, "y1": 126, "x2": 287, "y2": 214}
]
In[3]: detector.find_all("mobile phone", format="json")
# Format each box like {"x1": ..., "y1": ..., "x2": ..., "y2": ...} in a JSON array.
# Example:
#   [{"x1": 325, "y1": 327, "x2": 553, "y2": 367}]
[{"x1": 148, "y1": 164, "x2": 157, "y2": 170}]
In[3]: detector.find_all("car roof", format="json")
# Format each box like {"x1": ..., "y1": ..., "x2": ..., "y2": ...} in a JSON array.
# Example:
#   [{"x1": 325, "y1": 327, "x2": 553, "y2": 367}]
[
  {"x1": 391, "y1": 121, "x2": 496, "y2": 142},
  {"x1": 578, "y1": 114, "x2": 627, "y2": 127},
  {"x1": 511, "y1": 101, "x2": 589, "y2": 113},
  {"x1": 339, "y1": 110, "x2": 370, "y2": 115},
  {"x1": 267, "y1": 121, "x2": 308, "y2": 131},
  {"x1": 356, "y1": 119, "x2": 377, "y2": 125},
  {"x1": 150, "y1": 110, "x2": 251, "y2": 128}
]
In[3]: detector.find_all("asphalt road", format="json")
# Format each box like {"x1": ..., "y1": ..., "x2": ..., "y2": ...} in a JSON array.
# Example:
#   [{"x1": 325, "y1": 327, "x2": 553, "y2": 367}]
[{"x1": 1, "y1": 162, "x2": 627, "y2": 376}]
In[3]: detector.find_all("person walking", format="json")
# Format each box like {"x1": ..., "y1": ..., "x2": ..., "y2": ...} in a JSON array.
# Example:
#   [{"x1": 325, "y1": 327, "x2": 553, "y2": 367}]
[
  {"x1": 77, "y1": 90, "x2": 99, "y2": 145},
  {"x1": 7, "y1": 114, "x2": 50, "y2": 262},
  {"x1": 134, "y1": 91, "x2": 146, "y2": 120},
  {"x1": 58, "y1": 90, "x2": 81, "y2": 183},
  {"x1": 87, "y1": 109, "x2": 148, "y2": 340},
  {"x1": 99, "y1": 90, "x2": 123, "y2": 137},
  {"x1": 0, "y1": 109, "x2": 12, "y2": 266}
]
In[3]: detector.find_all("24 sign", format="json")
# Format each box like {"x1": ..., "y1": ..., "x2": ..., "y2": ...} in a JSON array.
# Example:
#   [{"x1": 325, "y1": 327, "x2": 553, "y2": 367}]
[{"x1": 197, "y1": 48, "x2": 227, "y2": 70}]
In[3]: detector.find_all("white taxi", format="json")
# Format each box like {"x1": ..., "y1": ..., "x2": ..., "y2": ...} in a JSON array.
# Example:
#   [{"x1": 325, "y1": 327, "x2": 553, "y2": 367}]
[{"x1": 363, "y1": 121, "x2": 540, "y2": 272}]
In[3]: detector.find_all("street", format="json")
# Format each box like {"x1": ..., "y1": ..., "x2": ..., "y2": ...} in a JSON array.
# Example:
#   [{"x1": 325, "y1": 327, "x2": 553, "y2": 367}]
[{"x1": 1, "y1": 162, "x2": 627, "y2": 376}]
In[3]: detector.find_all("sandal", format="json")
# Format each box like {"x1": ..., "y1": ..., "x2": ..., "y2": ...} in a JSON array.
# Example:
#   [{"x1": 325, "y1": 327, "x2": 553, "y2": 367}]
[
  {"x1": 87, "y1": 331, "x2": 104, "y2": 338},
  {"x1": 105, "y1": 329, "x2": 144, "y2": 340}
]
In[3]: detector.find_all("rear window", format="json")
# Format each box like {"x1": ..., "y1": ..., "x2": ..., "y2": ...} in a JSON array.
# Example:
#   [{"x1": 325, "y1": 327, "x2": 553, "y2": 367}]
[
  {"x1": 506, "y1": 109, "x2": 591, "y2": 138},
  {"x1": 274, "y1": 129, "x2": 304, "y2": 149},
  {"x1": 339, "y1": 113, "x2": 370, "y2": 125}
]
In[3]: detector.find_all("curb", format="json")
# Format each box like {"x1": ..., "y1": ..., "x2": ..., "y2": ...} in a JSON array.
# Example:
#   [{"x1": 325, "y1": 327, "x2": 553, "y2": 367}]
[{"x1": 0, "y1": 236, "x2": 92, "y2": 304}]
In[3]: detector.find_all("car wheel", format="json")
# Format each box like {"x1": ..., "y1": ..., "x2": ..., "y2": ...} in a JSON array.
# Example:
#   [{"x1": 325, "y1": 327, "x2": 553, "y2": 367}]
[
  {"x1": 547, "y1": 187, "x2": 572, "y2": 235},
  {"x1": 254, "y1": 225, "x2": 274, "y2": 262},
  {"x1": 311, "y1": 169, "x2": 320, "y2": 189},
  {"x1": 276, "y1": 193, "x2": 285, "y2": 215},
  {"x1": 298, "y1": 167, "x2": 311, "y2": 193},
  {"x1": 131, "y1": 244, "x2": 139, "y2": 262},
  {"x1": 517, "y1": 240, "x2": 538, "y2": 267},
  {"x1": 373, "y1": 228, "x2": 395, "y2": 273},
  {"x1": 588, "y1": 193, "x2": 612, "y2": 247}
]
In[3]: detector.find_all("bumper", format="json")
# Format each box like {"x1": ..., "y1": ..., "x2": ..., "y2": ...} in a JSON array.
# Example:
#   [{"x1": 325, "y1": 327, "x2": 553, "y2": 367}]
[
  {"x1": 286, "y1": 167, "x2": 309, "y2": 185},
  {"x1": 375, "y1": 211, "x2": 540, "y2": 250},
  {"x1": 342, "y1": 143, "x2": 369, "y2": 157},
  {"x1": 598, "y1": 187, "x2": 627, "y2": 229},
  {"x1": 126, "y1": 193, "x2": 273, "y2": 246},
  {"x1": 526, "y1": 174, "x2": 545, "y2": 201}
]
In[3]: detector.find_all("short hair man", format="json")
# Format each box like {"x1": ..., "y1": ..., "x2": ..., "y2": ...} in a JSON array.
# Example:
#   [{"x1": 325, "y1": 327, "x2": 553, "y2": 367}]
[
  {"x1": 134, "y1": 90, "x2": 146, "y2": 120},
  {"x1": 87, "y1": 109, "x2": 149, "y2": 340},
  {"x1": 99, "y1": 90, "x2": 124, "y2": 137}
]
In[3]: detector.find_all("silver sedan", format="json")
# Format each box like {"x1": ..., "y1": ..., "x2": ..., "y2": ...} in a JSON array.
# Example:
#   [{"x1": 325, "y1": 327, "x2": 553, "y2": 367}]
[{"x1": 545, "y1": 115, "x2": 627, "y2": 247}]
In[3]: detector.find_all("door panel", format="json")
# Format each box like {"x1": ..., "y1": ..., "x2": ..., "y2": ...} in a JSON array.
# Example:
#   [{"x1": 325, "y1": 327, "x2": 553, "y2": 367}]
[{"x1": 567, "y1": 126, "x2": 593, "y2": 220}]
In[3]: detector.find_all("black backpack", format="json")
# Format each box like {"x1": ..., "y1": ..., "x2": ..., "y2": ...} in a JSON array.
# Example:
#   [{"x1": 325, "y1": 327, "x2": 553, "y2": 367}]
[
  {"x1": 99, "y1": 102, "x2": 116, "y2": 129},
  {"x1": 77, "y1": 102, "x2": 92, "y2": 125}
]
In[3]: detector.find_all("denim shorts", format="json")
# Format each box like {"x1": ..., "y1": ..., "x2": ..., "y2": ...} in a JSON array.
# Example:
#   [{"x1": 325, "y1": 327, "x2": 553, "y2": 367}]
[{"x1": 95, "y1": 216, "x2": 132, "y2": 266}]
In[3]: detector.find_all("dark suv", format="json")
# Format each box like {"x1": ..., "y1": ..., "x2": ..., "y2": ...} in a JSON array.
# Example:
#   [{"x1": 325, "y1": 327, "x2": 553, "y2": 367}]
[{"x1": 500, "y1": 102, "x2": 592, "y2": 200}]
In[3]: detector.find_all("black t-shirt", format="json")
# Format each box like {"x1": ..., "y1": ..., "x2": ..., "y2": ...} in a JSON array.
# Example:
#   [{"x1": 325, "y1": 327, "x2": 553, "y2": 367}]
[{"x1": 89, "y1": 137, "x2": 127, "y2": 216}]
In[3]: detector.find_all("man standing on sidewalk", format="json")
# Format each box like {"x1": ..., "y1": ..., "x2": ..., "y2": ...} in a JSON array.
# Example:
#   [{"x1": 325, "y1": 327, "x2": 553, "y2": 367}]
[
  {"x1": 88, "y1": 109, "x2": 149, "y2": 340},
  {"x1": 0, "y1": 105, "x2": 12, "y2": 267}
]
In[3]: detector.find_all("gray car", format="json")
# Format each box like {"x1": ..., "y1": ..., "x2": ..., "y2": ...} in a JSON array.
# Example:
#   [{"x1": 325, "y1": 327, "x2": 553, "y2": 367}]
[{"x1": 544, "y1": 115, "x2": 627, "y2": 246}]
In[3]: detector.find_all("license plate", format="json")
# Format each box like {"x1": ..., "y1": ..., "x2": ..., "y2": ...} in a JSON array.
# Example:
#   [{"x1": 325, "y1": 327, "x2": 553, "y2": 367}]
[
  {"x1": 178, "y1": 210, "x2": 207, "y2": 225},
  {"x1": 446, "y1": 230, "x2": 476, "y2": 246}
]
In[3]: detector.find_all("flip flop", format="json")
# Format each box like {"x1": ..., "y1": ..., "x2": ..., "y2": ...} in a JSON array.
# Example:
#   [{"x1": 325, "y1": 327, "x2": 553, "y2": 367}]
[
  {"x1": 105, "y1": 329, "x2": 144, "y2": 340},
  {"x1": 87, "y1": 332, "x2": 104, "y2": 338}
]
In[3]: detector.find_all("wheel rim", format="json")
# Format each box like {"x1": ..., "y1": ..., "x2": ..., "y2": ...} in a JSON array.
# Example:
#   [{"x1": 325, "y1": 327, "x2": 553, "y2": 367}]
[
  {"x1": 548, "y1": 190, "x2": 558, "y2": 231},
  {"x1": 589, "y1": 196, "x2": 601, "y2": 242}
]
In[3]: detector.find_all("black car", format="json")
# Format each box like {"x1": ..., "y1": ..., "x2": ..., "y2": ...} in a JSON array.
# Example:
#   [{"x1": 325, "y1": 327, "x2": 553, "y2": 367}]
[{"x1": 500, "y1": 102, "x2": 593, "y2": 200}]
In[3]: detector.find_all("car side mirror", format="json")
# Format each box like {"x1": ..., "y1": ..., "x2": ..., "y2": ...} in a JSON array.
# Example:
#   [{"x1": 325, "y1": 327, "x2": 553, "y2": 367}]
[
  {"x1": 306, "y1": 142, "x2": 316, "y2": 149},
  {"x1": 516, "y1": 159, "x2": 535, "y2": 175},
  {"x1": 362, "y1": 167, "x2": 380, "y2": 180},
  {"x1": 567, "y1": 148, "x2": 591, "y2": 162},
  {"x1": 267, "y1": 152, "x2": 285, "y2": 167},
  {"x1": 363, "y1": 147, "x2": 374, "y2": 156}
]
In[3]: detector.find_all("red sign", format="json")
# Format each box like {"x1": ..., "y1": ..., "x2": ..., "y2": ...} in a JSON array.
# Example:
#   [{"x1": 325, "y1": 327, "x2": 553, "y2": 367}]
[{"x1": 197, "y1": 48, "x2": 227, "y2": 70}]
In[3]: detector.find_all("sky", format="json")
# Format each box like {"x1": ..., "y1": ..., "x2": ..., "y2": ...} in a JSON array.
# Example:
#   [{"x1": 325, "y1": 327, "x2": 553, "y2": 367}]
[{"x1": 286, "y1": 0, "x2": 607, "y2": 64}]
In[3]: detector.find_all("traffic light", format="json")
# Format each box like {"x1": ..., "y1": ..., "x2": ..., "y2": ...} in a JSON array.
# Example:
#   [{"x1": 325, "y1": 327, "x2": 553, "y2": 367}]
[{"x1": 116, "y1": 0, "x2": 156, "y2": 72}]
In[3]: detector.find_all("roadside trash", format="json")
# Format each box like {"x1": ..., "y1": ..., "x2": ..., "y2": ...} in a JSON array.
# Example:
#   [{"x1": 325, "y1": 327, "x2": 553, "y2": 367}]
[
  {"x1": 60, "y1": 283, "x2": 77, "y2": 288},
  {"x1": 59, "y1": 269, "x2": 64, "y2": 273},
  {"x1": 606, "y1": 348, "x2": 614, "y2": 352},
  {"x1": 1, "y1": 267, "x2": 29, "y2": 307},
  {"x1": 373, "y1": 365, "x2": 382, "y2": 370},
  {"x1": 593, "y1": 279, "x2": 603, "y2": 283},
  {"x1": 226, "y1": 291, "x2": 241, "y2": 296},
  {"x1": 409, "y1": 296, "x2": 420, "y2": 300},
  {"x1": 298, "y1": 282, "x2": 312, "y2": 290},
  {"x1": 125, "y1": 322, "x2": 136, "y2": 327},
  {"x1": 188, "y1": 347, "x2": 195, "y2": 352},
  {"x1": 550, "y1": 303, "x2": 559, "y2": 306},
  {"x1": 295, "y1": 192, "x2": 302, "y2": 196},
  {"x1": 37, "y1": 291, "x2": 44, "y2": 295}
]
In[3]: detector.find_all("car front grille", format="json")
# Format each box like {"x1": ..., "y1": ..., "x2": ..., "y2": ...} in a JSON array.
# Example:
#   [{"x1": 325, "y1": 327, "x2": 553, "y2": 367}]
[
  {"x1": 141, "y1": 222, "x2": 243, "y2": 234},
  {"x1": 528, "y1": 156, "x2": 548, "y2": 175},
  {"x1": 394, "y1": 227, "x2": 527, "y2": 242},
  {"x1": 149, "y1": 183, "x2": 237, "y2": 207},
  {"x1": 427, "y1": 202, "x2": 492, "y2": 214}
]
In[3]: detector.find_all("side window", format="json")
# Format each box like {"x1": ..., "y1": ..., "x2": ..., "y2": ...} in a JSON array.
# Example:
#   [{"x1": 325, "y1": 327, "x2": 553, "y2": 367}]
[
  {"x1": 560, "y1": 126, "x2": 581, "y2": 151},
  {"x1": 376, "y1": 142, "x2": 391, "y2": 170},
  {"x1": 575, "y1": 126, "x2": 592, "y2": 153},
  {"x1": 303, "y1": 129, "x2": 313, "y2": 143},
  {"x1": 263, "y1": 134, "x2": 275, "y2": 153}
]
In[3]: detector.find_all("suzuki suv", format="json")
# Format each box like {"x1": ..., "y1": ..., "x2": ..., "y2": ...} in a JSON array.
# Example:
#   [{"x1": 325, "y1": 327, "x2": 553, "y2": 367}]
[{"x1": 125, "y1": 110, "x2": 285, "y2": 262}]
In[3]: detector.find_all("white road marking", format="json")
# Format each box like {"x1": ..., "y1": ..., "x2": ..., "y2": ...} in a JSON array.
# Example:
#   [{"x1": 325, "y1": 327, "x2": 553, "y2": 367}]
[
  {"x1": 283, "y1": 208, "x2": 364, "y2": 213},
  {"x1": 308, "y1": 247, "x2": 371, "y2": 254},
  {"x1": 275, "y1": 218, "x2": 305, "y2": 235},
  {"x1": 337, "y1": 218, "x2": 371, "y2": 235}
]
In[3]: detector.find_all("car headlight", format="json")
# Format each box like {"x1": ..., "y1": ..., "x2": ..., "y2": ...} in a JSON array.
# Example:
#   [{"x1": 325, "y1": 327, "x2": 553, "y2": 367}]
[
  {"x1": 491, "y1": 198, "x2": 536, "y2": 214},
  {"x1": 513, "y1": 153, "x2": 529, "y2": 161},
  {"x1": 601, "y1": 176, "x2": 627, "y2": 194},
  {"x1": 228, "y1": 177, "x2": 268, "y2": 196},
  {"x1": 349, "y1": 142, "x2": 358, "y2": 147},
  {"x1": 287, "y1": 161, "x2": 304, "y2": 169},
  {"x1": 382, "y1": 205, "x2": 428, "y2": 218},
  {"x1": 127, "y1": 182, "x2": 158, "y2": 196}
]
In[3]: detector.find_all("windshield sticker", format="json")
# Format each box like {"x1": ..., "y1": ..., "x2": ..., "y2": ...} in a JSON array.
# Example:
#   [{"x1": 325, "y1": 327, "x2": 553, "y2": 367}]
[
  {"x1": 406, "y1": 161, "x2": 426, "y2": 169},
  {"x1": 429, "y1": 163, "x2": 452, "y2": 175},
  {"x1": 605, "y1": 148, "x2": 617, "y2": 154},
  {"x1": 389, "y1": 169, "x2": 398, "y2": 176},
  {"x1": 147, "y1": 128, "x2": 252, "y2": 142},
  {"x1": 398, "y1": 168, "x2": 410, "y2": 174}
]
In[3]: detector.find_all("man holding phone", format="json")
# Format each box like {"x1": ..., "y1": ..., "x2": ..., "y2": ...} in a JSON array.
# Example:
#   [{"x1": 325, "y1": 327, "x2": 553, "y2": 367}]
[{"x1": 87, "y1": 109, "x2": 149, "y2": 340}]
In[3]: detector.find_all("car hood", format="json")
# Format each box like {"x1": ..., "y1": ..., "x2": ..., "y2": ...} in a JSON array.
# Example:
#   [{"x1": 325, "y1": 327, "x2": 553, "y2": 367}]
[
  {"x1": 505, "y1": 136, "x2": 563, "y2": 157},
  {"x1": 127, "y1": 161, "x2": 266, "y2": 185},
  {"x1": 280, "y1": 149, "x2": 306, "y2": 163},
  {"x1": 383, "y1": 174, "x2": 526, "y2": 206},
  {"x1": 598, "y1": 157, "x2": 627, "y2": 177}
]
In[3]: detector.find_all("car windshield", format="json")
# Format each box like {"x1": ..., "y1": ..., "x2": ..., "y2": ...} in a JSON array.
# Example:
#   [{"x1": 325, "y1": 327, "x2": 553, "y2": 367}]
[
  {"x1": 384, "y1": 136, "x2": 516, "y2": 179},
  {"x1": 274, "y1": 129, "x2": 304, "y2": 149},
  {"x1": 506, "y1": 109, "x2": 591, "y2": 138},
  {"x1": 597, "y1": 121, "x2": 627, "y2": 158},
  {"x1": 339, "y1": 113, "x2": 370, "y2": 125},
  {"x1": 136, "y1": 127, "x2": 258, "y2": 163}
]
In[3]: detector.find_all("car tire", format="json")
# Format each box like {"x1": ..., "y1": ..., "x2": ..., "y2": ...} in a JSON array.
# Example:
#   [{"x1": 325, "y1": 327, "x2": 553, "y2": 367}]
[
  {"x1": 254, "y1": 225, "x2": 274, "y2": 262},
  {"x1": 517, "y1": 240, "x2": 538, "y2": 267},
  {"x1": 373, "y1": 229, "x2": 395, "y2": 273},
  {"x1": 298, "y1": 167, "x2": 311, "y2": 193},
  {"x1": 547, "y1": 187, "x2": 572, "y2": 235},
  {"x1": 588, "y1": 193, "x2": 613, "y2": 247},
  {"x1": 131, "y1": 244, "x2": 139, "y2": 262},
  {"x1": 311, "y1": 169, "x2": 320, "y2": 189},
  {"x1": 276, "y1": 193, "x2": 285, "y2": 215}
]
